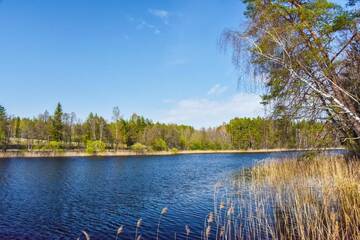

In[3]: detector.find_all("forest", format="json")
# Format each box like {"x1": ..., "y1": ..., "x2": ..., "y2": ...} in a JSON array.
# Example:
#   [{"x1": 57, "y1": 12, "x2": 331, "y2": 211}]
[{"x1": 0, "y1": 103, "x2": 338, "y2": 153}]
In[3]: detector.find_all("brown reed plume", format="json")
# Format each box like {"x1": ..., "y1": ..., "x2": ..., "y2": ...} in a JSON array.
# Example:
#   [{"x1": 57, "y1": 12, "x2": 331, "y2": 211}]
[
  {"x1": 135, "y1": 218, "x2": 142, "y2": 240},
  {"x1": 156, "y1": 207, "x2": 168, "y2": 240},
  {"x1": 115, "y1": 225, "x2": 124, "y2": 240}
]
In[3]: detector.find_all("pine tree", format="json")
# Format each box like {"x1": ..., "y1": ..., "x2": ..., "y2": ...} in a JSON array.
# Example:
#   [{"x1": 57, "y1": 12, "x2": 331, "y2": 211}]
[
  {"x1": 0, "y1": 105, "x2": 7, "y2": 150},
  {"x1": 14, "y1": 117, "x2": 21, "y2": 138},
  {"x1": 0, "y1": 105, "x2": 5, "y2": 119},
  {"x1": 51, "y1": 103, "x2": 63, "y2": 141}
]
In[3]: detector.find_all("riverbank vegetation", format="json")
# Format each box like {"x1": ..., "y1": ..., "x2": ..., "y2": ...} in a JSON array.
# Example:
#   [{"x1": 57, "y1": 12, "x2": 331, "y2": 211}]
[
  {"x1": 209, "y1": 154, "x2": 360, "y2": 239},
  {"x1": 0, "y1": 104, "x2": 339, "y2": 153}
]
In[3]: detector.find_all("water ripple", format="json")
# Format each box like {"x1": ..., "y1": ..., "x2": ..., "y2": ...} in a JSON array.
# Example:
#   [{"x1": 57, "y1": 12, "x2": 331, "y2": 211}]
[{"x1": 0, "y1": 153, "x2": 291, "y2": 239}]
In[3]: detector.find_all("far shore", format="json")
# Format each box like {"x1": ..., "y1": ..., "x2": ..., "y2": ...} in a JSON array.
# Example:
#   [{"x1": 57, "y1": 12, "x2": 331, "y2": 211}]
[{"x1": 0, "y1": 148, "x2": 344, "y2": 158}]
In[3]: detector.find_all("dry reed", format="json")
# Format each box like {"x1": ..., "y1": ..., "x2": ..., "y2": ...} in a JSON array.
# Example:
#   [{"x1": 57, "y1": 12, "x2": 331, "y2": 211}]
[
  {"x1": 211, "y1": 155, "x2": 360, "y2": 240},
  {"x1": 157, "y1": 207, "x2": 168, "y2": 240},
  {"x1": 115, "y1": 225, "x2": 124, "y2": 240},
  {"x1": 135, "y1": 218, "x2": 142, "y2": 240}
]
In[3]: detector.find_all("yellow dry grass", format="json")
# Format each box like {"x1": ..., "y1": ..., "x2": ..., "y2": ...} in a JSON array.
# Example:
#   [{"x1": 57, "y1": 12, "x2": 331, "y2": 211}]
[{"x1": 212, "y1": 155, "x2": 360, "y2": 240}]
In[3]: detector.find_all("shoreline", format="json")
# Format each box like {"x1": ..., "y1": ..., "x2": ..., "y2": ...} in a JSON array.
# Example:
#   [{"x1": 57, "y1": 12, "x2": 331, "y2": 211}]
[{"x1": 0, "y1": 148, "x2": 343, "y2": 158}]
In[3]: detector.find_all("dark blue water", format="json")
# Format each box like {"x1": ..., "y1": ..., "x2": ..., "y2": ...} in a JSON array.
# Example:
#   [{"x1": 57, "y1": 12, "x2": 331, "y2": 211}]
[{"x1": 0, "y1": 152, "x2": 292, "y2": 240}]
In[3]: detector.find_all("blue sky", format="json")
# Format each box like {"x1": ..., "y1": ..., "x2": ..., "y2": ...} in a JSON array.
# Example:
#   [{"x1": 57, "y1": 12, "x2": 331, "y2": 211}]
[{"x1": 0, "y1": 0, "x2": 264, "y2": 128}]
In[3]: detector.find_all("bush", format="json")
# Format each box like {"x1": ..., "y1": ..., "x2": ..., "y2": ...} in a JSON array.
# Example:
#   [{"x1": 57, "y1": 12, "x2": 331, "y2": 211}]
[
  {"x1": 131, "y1": 143, "x2": 147, "y2": 153},
  {"x1": 170, "y1": 147, "x2": 179, "y2": 154},
  {"x1": 152, "y1": 138, "x2": 168, "y2": 151},
  {"x1": 41, "y1": 141, "x2": 62, "y2": 152},
  {"x1": 189, "y1": 142, "x2": 205, "y2": 150},
  {"x1": 116, "y1": 143, "x2": 127, "y2": 150},
  {"x1": 86, "y1": 140, "x2": 106, "y2": 154}
]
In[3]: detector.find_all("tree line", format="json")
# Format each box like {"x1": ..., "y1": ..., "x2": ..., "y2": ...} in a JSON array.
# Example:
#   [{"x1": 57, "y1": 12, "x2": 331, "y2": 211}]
[{"x1": 0, "y1": 103, "x2": 338, "y2": 153}]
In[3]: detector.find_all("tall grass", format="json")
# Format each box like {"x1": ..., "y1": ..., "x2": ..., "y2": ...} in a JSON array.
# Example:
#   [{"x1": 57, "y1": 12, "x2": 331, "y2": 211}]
[
  {"x1": 212, "y1": 155, "x2": 360, "y2": 240},
  {"x1": 79, "y1": 155, "x2": 360, "y2": 239}
]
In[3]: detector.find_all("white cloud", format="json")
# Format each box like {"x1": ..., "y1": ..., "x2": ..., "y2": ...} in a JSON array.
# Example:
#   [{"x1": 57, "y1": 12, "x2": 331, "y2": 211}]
[
  {"x1": 148, "y1": 9, "x2": 171, "y2": 24},
  {"x1": 160, "y1": 93, "x2": 264, "y2": 128},
  {"x1": 148, "y1": 9, "x2": 170, "y2": 19},
  {"x1": 207, "y1": 84, "x2": 228, "y2": 96}
]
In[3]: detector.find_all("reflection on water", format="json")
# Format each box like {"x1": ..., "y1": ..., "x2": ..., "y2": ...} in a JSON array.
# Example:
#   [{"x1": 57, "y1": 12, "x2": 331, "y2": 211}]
[{"x1": 0, "y1": 152, "x2": 292, "y2": 239}]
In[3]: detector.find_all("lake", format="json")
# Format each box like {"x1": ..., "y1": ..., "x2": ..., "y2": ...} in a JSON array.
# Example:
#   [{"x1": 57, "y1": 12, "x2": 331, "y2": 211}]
[{"x1": 0, "y1": 152, "x2": 294, "y2": 239}]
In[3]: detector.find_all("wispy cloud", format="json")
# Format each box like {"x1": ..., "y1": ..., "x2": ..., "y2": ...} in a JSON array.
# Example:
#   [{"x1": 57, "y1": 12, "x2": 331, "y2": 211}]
[
  {"x1": 160, "y1": 93, "x2": 264, "y2": 128},
  {"x1": 148, "y1": 8, "x2": 170, "y2": 24},
  {"x1": 136, "y1": 20, "x2": 161, "y2": 34},
  {"x1": 126, "y1": 15, "x2": 161, "y2": 34},
  {"x1": 126, "y1": 8, "x2": 175, "y2": 35},
  {"x1": 148, "y1": 9, "x2": 169, "y2": 19},
  {"x1": 207, "y1": 84, "x2": 228, "y2": 96}
]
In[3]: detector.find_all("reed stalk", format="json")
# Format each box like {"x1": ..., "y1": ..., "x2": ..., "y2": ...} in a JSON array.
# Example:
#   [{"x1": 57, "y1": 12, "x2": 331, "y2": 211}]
[
  {"x1": 210, "y1": 155, "x2": 360, "y2": 240},
  {"x1": 156, "y1": 207, "x2": 168, "y2": 240}
]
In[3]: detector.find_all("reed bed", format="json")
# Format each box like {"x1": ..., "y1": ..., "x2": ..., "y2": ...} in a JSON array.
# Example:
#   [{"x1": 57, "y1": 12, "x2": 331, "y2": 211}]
[
  {"x1": 211, "y1": 155, "x2": 360, "y2": 240},
  {"x1": 80, "y1": 155, "x2": 360, "y2": 240}
]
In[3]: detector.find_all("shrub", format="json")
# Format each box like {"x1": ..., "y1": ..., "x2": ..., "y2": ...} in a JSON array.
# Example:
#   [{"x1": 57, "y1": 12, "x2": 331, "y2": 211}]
[
  {"x1": 131, "y1": 143, "x2": 147, "y2": 153},
  {"x1": 41, "y1": 141, "x2": 62, "y2": 152},
  {"x1": 34, "y1": 144, "x2": 45, "y2": 150},
  {"x1": 152, "y1": 138, "x2": 168, "y2": 151},
  {"x1": 170, "y1": 147, "x2": 179, "y2": 154},
  {"x1": 116, "y1": 143, "x2": 127, "y2": 150},
  {"x1": 86, "y1": 140, "x2": 106, "y2": 154},
  {"x1": 189, "y1": 142, "x2": 205, "y2": 150}
]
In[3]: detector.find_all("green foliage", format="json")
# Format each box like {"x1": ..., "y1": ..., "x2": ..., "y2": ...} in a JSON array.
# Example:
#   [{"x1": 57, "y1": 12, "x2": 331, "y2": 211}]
[
  {"x1": 227, "y1": 117, "x2": 263, "y2": 149},
  {"x1": 227, "y1": 117, "x2": 334, "y2": 149},
  {"x1": 127, "y1": 114, "x2": 152, "y2": 146},
  {"x1": 131, "y1": 142, "x2": 147, "y2": 153},
  {"x1": 152, "y1": 138, "x2": 168, "y2": 151},
  {"x1": 40, "y1": 141, "x2": 62, "y2": 152},
  {"x1": 0, "y1": 105, "x2": 8, "y2": 150},
  {"x1": 109, "y1": 108, "x2": 126, "y2": 150},
  {"x1": 225, "y1": 0, "x2": 360, "y2": 151},
  {"x1": 86, "y1": 140, "x2": 106, "y2": 154},
  {"x1": 0, "y1": 105, "x2": 5, "y2": 119},
  {"x1": 14, "y1": 117, "x2": 21, "y2": 138},
  {"x1": 50, "y1": 103, "x2": 63, "y2": 141},
  {"x1": 84, "y1": 113, "x2": 110, "y2": 141},
  {"x1": 170, "y1": 147, "x2": 179, "y2": 154},
  {"x1": 1, "y1": 102, "x2": 340, "y2": 152}
]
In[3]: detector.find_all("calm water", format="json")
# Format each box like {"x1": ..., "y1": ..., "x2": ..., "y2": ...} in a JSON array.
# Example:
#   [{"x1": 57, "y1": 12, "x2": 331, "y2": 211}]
[{"x1": 0, "y1": 152, "x2": 293, "y2": 240}]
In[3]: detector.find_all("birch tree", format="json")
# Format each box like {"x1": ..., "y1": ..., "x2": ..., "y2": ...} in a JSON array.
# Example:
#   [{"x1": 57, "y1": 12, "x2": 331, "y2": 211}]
[{"x1": 223, "y1": 0, "x2": 360, "y2": 152}]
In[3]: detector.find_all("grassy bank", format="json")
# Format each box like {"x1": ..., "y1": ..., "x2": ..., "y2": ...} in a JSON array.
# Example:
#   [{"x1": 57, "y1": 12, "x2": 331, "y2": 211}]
[
  {"x1": 211, "y1": 154, "x2": 360, "y2": 239},
  {"x1": 0, "y1": 148, "x2": 343, "y2": 158}
]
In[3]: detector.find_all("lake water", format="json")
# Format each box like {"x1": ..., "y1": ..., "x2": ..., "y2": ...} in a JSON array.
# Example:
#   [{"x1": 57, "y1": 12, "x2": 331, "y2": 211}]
[{"x1": 0, "y1": 152, "x2": 294, "y2": 239}]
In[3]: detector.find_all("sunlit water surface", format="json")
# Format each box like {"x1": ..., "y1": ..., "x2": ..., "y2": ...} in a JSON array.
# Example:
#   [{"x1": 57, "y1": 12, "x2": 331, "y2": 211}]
[{"x1": 0, "y1": 152, "x2": 296, "y2": 239}]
